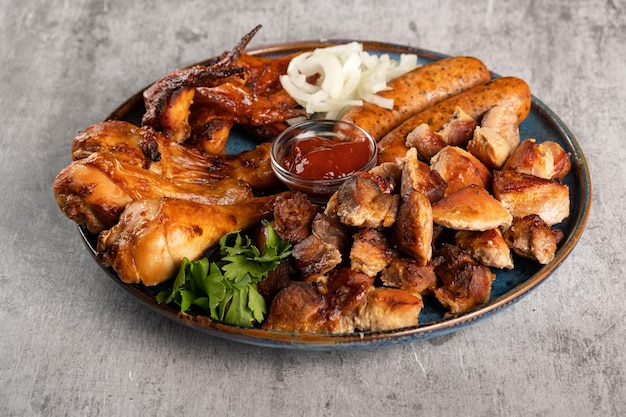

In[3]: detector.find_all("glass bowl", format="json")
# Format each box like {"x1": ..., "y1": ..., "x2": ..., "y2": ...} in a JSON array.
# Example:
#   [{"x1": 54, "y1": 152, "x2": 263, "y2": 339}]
[{"x1": 270, "y1": 119, "x2": 378, "y2": 202}]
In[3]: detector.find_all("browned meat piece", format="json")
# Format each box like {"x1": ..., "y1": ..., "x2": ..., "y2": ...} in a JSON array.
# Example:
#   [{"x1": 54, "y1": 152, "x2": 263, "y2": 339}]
[
  {"x1": 467, "y1": 126, "x2": 514, "y2": 170},
  {"x1": 400, "y1": 147, "x2": 447, "y2": 203},
  {"x1": 503, "y1": 214, "x2": 564, "y2": 264},
  {"x1": 436, "y1": 106, "x2": 477, "y2": 147},
  {"x1": 433, "y1": 244, "x2": 495, "y2": 314},
  {"x1": 368, "y1": 162, "x2": 403, "y2": 187},
  {"x1": 257, "y1": 260, "x2": 293, "y2": 304},
  {"x1": 350, "y1": 228, "x2": 394, "y2": 277},
  {"x1": 329, "y1": 172, "x2": 401, "y2": 228},
  {"x1": 324, "y1": 268, "x2": 376, "y2": 333},
  {"x1": 492, "y1": 170, "x2": 570, "y2": 226},
  {"x1": 391, "y1": 191, "x2": 433, "y2": 265},
  {"x1": 455, "y1": 229, "x2": 514, "y2": 269},
  {"x1": 271, "y1": 192, "x2": 320, "y2": 244},
  {"x1": 479, "y1": 105, "x2": 520, "y2": 148},
  {"x1": 354, "y1": 287, "x2": 423, "y2": 331},
  {"x1": 381, "y1": 257, "x2": 437, "y2": 295},
  {"x1": 503, "y1": 139, "x2": 572, "y2": 180},
  {"x1": 311, "y1": 213, "x2": 352, "y2": 257},
  {"x1": 262, "y1": 282, "x2": 329, "y2": 333},
  {"x1": 292, "y1": 233, "x2": 342, "y2": 278},
  {"x1": 405, "y1": 123, "x2": 447, "y2": 160},
  {"x1": 430, "y1": 146, "x2": 492, "y2": 195},
  {"x1": 431, "y1": 185, "x2": 512, "y2": 231}
]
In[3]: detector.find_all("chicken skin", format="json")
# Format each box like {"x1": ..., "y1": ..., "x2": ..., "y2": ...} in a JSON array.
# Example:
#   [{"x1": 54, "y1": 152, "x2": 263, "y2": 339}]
[{"x1": 97, "y1": 193, "x2": 287, "y2": 286}]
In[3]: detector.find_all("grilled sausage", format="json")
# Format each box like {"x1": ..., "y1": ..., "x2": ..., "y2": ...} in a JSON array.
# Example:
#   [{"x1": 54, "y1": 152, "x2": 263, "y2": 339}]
[
  {"x1": 377, "y1": 76, "x2": 532, "y2": 164},
  {"x1": 340, "y1": 56, "x2": 490, "y2": 140}
]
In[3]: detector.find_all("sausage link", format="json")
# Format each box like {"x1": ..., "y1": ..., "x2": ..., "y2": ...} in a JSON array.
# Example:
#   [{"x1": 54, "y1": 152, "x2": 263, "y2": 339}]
[
  {"x1": 377, "y1": 76, "x2": 532, "y2": 164},
  {"x1": 340, "y1": 56, "x2": 490, "y2": 140}
]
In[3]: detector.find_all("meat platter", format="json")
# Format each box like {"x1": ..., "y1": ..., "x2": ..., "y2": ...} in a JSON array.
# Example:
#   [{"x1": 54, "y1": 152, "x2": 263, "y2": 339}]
[{"x1": 71, "y1": 39, "x2": 591, "y2": 350}]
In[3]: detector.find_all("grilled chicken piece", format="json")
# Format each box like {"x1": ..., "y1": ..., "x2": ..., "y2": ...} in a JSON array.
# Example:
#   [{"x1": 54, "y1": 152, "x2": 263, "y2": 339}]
[
  {"x1": 97, "y1": 194, "x2": 283, "y2": 286},
  {"x1": 400, "y1": 147, "x2": 447, "y2": 202},
  {"x1": 433, "y1": 243, "x2": 495, "y2": 314},
  {"x1": 381, "y1": 257, "x2": 437, "y2": 295},
  {"x1": 271, "y1": 192, "x2": 320, "y2": 244},
  {"x1": 292, "y1": 233, "x2": 342, "y2": 278},
  {"x1": 203, "y1": 142, "x2": 281, "y2": 190},
  {"x1": 142, "y1": 26, "x2": 260, "y2": 142},
  {"x1": 328, "y1": 172, "x2": 400, "y2": 228},
  {"x1": 350, "y1": 228, "x2": 394, "y2": 277},
  {"x1": 492, "y1": 170, "x2": 570, "y2": 226},
  {"x1": 430, "y1": 146, "x2": 492, "y2": 195},
  {"x1": 503, "y1": 214, "x2": 564, "y2": 264},
  {"x1": 354, "y1": 287, "x2": 423, "y2": 331},
  {"x1": 391, "y1": 191, "x2": 433, "y2": 265},
  {"x1": 71, "y1": 120, "x2": 280, "y2": 190},
  {"x1": 503, "y1": 139, "x2": 572, "y2": 180},
  {"x1": 455, "y1": 229, "x2": 514, "y2": 269},
  {"x1": 53, "y1": 151, "x2": 252, "y2": 234},
  {"x1": 432, "y1": 185, "x2": 512, "y2": 231}
]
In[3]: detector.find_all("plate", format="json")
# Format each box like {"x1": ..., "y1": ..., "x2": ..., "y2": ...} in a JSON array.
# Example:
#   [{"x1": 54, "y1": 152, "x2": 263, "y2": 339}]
[{"x1": 80, "y1": 41, "x2": 591, "y2": 351}]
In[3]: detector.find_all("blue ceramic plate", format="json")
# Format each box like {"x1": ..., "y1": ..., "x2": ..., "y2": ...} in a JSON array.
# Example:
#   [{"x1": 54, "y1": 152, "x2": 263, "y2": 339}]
[{"x1": 81, "y1": 41, "x2": 591, "y2": 350}]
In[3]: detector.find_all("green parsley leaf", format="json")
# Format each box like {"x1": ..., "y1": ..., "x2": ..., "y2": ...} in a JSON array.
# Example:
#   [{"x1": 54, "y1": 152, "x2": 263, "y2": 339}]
[{"x1": 156, "y1": 221, "x2": 291, "y2": 327}]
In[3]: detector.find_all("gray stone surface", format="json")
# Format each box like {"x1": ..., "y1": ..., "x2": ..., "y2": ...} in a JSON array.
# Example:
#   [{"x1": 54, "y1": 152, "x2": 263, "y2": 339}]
[{"x1": 1, "y1": 0, "x2": 624, "y2": 416}]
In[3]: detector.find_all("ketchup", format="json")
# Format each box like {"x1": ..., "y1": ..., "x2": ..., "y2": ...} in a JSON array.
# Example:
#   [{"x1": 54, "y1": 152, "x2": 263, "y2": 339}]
[{"x1": 281, "y1": 137, "x2": 372, "y2": 180}]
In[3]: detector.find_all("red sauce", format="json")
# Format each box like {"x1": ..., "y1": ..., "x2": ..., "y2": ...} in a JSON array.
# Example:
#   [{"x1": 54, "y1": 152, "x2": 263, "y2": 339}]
[{"x1": 281, "y1": 137, "x2": 372, "y2": 180}]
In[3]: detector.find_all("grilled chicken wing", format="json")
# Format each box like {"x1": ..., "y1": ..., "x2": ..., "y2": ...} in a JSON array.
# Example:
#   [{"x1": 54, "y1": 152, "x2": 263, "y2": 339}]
[
  {"x1": 97, "y1": 193, "x2": 286, "y2": 286},
  {"x1": 141, "y1": 26, "x2": 260, "y2": 142}
]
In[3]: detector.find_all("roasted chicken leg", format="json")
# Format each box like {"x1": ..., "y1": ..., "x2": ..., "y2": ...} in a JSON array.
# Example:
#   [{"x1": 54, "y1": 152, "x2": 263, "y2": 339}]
[{"x1": 97, "y1": 193, "x2": 289, "y2": 286}]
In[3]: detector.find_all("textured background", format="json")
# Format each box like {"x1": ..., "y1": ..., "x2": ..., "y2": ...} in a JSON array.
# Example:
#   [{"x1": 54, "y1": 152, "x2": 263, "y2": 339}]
[{"x1": 1, "y1": 0, "x2": 624, "y2": 416}]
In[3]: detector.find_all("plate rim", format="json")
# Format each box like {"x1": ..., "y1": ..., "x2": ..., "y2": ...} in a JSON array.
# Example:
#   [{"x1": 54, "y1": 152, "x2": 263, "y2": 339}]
[{"x1": 84, "y1": 39, "x2": 591, "y2": 350}]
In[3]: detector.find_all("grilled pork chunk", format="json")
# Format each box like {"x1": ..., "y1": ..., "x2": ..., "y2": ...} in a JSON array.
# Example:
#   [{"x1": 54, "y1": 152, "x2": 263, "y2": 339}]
[
  {"x1": 354, "y1": 288, "x2": 423, "y2": 331},
  {"x1": 391, "y1": 191, "x2": 433, "y2": 265},
  {"x1": 430, "y1": 146, "x2": 492, "y2": 195},
  {"x1": 381, "y1": 257, "x2": 437, "y2": 295},
  {"x1": 455, "y1": 229, "x2": 514, "y2": 269},
  {"x1": 271, "y1": 192, "x2": 320, "y2": 244},
  {"x1": 479, "y1": 105, "x2": 520, "y2": 149},
  {"x1": 431, "y1": 185, "x2": 512, "y2": 231},
  {"x1": 405, "y1": 107, "x2": 477, "y2": 160},
  {"x1": 350, "y1": 228, "x2": 394, "y2": 277},
  {"x1": 292, "y1": 233, "x2": 342, "y2": 278},
  {"x1": 493, "y1": 170, "x2": 569, "y2": 226},
  {"x1": 433, "y1": 244, "x2": 495, "y2": 314},
  {"x1": 503, "y1": 214, "x2": 564, "y2": 264},
  {"x1": 503, "y1": 139, "x2": 572, "y2": 181},
  {"x1": 400, "y1": 147, "x2": 447, "y2": 202},
  {"x1": 328, "y1": 172, "x2": 400, "y2": 228}
]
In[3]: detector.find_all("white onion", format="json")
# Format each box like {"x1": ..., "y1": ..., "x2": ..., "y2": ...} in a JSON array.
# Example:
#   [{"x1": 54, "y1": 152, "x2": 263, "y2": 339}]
[{"x1": 280, "y1": 42, "x2": 419, "y2": 119}]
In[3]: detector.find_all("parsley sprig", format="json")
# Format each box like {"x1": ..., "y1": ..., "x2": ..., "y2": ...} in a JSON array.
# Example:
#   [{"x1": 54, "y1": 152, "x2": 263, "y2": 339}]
[{"x1": 156, "y1": 220, "x2": 291, "y2": 327}]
